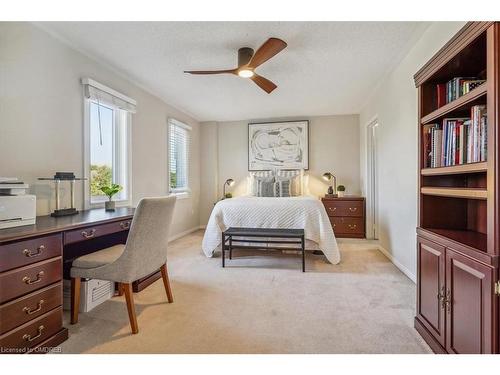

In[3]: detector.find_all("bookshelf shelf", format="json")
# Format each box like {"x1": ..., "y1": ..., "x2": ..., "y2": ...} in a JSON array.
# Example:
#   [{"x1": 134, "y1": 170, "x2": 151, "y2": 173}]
[
  {"x1": 420, "y1": 186, "x2": 487, "y2": 199},
  {"x1": 424, "y1": 228, "x2": 487, "y2": 253},
  {"x1": 421, "y1": 162, "x2": 487, "y2": 176},
  {"x1": 420, "y1": 84, "x2": 487, "y2": 125}
]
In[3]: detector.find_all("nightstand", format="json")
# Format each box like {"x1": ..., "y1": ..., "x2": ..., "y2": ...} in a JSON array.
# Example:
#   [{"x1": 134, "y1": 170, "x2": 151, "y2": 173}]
[{"x1": 321, "y1": 197, "x2": 365, "y2": 238}]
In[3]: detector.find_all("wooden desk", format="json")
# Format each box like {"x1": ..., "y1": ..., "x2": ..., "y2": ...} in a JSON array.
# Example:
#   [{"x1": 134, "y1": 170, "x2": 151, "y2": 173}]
[{"x1": 0, "y1": 207, "x2": 159, "y2": 353}]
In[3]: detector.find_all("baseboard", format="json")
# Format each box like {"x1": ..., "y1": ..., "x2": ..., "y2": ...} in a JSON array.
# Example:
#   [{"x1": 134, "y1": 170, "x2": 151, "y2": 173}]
[
  {"x1": 169, "y1": 226, "x2": 201, "y2": 242},
  {"x1": 377, "y1": 244, "x2": 416, "y2": 283}
]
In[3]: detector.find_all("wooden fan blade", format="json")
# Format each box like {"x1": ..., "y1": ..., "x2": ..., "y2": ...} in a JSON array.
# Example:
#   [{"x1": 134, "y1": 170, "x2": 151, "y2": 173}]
[
  {"x1": 247, "y1": 38, "x2": 287, "y2": 69},
  {"x1": 250, "y1": 74, "x2": 277, "y2": 94},
  {"x1": 184, "y1": 69, "x2": 236, "y2": 75}
]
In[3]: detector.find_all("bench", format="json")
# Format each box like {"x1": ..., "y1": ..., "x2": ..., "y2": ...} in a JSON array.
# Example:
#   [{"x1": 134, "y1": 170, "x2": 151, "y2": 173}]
[{"x1": 221, "y1": 227, "x2": 306, "y2": 272}]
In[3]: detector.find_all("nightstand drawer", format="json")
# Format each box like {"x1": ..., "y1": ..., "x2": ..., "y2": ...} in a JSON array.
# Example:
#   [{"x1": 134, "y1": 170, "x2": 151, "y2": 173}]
[
  {"x1": 330, "y1": 217, "x2": 365, "y2": 237},
  {"x1": 323, "y1": 200, "x2": 364, "y2": 217}
]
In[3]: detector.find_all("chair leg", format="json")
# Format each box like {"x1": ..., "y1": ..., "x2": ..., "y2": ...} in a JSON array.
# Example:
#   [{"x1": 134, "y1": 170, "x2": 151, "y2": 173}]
[
  {"x1": 123, "y1": 283, "x2": 139, "y2": 334},
  {"x1": 117, "y1": 283, "x2": 124, "y2": 296},
  {"x1": 160, "y1": 263, "x2": 174, "y2": 303},
  {"x1": 70, "y1": 277, "x2": 81, "y2": 324}
]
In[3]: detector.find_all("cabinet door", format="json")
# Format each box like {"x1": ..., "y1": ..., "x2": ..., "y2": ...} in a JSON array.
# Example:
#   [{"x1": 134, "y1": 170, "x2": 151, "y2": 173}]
[
  {"x1": 416, "y1": 236, "x2": 446, "y2": 347},
  {"x1": 445, "y1": 248, "x2": 495, "y2": 354}
]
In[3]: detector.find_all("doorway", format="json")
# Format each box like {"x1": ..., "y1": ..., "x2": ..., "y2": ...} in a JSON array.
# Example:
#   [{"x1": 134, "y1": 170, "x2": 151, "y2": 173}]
[{"x1": 366, "y1": 119, "x2": 379, "y2": 240}]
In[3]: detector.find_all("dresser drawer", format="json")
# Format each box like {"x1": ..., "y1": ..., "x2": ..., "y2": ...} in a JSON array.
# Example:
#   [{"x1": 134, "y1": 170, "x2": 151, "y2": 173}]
[
  {"x1": 323, "y1": 200, "x2": 364, "y2": 217},
  {"x1": 0, "y1": 257, "x2": 62, "y2": 304},
  {"x1": 0, "y1": 283, "x2": 62, "y2": 335},
  {"x1": 0, "y1": 307, "x2": 62, "y2": 351},
  {"x1": 0, "y1": 234, "x2": 62, "y2": 273},
  {"x1": 330, "y1": 217, "x2": 365, "y2": 237},
  {"x1": 64, "y1": 220, "x2": 131, "y2": 245}
]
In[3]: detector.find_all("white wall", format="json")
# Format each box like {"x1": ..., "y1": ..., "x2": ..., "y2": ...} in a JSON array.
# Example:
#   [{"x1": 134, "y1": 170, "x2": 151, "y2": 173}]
[
  {"x1": 359, "y1": 22, "x2": 466, "y2": 280},
  {"x1": 200, "y1": 115, "x2": 360, "y2": 225},
  {"x1": 0, "y1": 22, "x2": 201, "y2": 237}
]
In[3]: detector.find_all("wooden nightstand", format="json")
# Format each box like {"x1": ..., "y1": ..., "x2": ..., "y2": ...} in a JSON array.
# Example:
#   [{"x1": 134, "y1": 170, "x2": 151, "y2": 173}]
[{"x1": 321, "y1": 197, "x2": 365, "y2": 238}]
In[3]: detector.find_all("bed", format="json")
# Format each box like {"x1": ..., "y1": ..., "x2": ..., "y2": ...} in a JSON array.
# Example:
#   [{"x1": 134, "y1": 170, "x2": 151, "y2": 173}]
[{"x1": 202, "y1": 195, "x2": 341, "y2": 264}]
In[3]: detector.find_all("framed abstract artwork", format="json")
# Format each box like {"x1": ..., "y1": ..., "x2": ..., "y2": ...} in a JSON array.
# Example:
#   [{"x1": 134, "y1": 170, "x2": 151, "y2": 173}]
[{"x1": 248, "y1": 120, "x2": 309, "y2": 171}]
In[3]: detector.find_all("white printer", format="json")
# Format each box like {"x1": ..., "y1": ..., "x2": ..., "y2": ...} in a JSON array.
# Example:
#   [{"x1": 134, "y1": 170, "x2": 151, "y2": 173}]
[{"x1": 0, "y1": 178, "x2": 36, "y2": 229}]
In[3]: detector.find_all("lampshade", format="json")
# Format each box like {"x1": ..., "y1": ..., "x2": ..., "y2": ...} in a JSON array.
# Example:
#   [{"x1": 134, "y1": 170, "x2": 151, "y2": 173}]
[
  {"x1": 322, "y1": 172, "x2": 333, "y2": 181},
  {"x1": 225, "y1": 178, "x2": 235, "y2": 186}
]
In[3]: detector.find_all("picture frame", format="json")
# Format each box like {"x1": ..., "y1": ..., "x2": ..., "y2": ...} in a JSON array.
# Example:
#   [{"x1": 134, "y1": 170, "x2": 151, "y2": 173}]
[{"x1": 248, "y1": 120, "x2": 309, "y2": 171}]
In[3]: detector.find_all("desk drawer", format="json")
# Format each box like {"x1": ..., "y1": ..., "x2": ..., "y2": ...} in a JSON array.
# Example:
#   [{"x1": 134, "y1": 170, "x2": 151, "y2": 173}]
[
  {"x1": 64, "y1": 220, "x2": 132, "y2": 245},
  {"x1": 0, "y1": 307, "x2": 62, "y2": 351},
  {"x1": 0, "y1": 234, "x2": 62, "y2": 272},
  {"x1": 0, "y1": 258, "x2": 62, "y2": 304},
  {"x1": 323, "y1": 200, "x2": 364, "y2": 217},
  {"x1": 330, "y1": 217, "x2": 365, "y2": 237},
  {"x1": 0, "y1": 283, "x2": 62, "y2": 335}
]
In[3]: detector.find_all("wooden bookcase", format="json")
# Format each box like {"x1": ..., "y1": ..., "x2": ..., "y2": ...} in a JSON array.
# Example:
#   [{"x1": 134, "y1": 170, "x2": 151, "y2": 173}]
[{"x1": 414, "y1": 22, "x2": 499, "y2": 354}]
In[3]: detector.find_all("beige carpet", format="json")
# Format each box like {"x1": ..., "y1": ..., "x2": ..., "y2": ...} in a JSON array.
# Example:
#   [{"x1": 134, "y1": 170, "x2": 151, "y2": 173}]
[{"x1": 58, "y1": 231, "x2": 431, "y2": 354}]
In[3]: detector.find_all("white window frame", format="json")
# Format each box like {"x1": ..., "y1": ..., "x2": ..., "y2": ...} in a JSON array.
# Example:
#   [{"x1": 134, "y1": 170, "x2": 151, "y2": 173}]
[
  {"x1": 168, "y1": 118, "x2": 191, "y2": 199},
  {"x1": 83, "y1": 98, "x2": 132, "y2": 209}
]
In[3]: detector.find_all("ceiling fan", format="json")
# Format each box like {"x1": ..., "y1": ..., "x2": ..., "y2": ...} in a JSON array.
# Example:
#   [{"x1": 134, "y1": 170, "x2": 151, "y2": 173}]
[{"x1": 184, "y1": 38, "x2": 287, "y2": 94}]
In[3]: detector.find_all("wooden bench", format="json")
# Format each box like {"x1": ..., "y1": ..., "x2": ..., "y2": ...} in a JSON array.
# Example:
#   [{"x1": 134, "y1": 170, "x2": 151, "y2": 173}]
[{"x1": 221, "y1": 227, "x2": 306, "y2": 272}]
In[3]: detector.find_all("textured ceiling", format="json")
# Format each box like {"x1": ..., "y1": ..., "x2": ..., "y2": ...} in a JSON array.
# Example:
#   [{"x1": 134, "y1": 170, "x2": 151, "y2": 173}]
[{"x1": 38, "y1": 22, "x2": 429, "y2": 121}]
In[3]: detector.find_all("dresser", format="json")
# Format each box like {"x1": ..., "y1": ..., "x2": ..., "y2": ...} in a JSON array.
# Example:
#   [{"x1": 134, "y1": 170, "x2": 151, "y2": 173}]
[
  {"x1": 322, "y1": 197, "x2": 365, "y2": 238},
  {"x1": 0, "y1": 208, "x2": 144, "y2": 354}
]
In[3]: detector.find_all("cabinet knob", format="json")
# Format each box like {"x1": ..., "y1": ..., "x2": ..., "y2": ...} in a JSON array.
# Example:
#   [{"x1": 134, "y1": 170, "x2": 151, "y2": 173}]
[
  {"x1": 120, "y1": 221, "x2": 130, "y2": 230},
  {"x1": 23, "y1": 300, "x2": 45, "y2": 315},
  {"x1": 348, "y1": 224, "x2": 357, "y2": 230},
  {"x1": 23, "y1": 325, "x2": 45, "y2": 342},
  {"x1": 349, "y1": 207, "x2": 358, "y2": 212},
  {"x1": 23, "y1": 245, "x2": 44, "y2": 258},
  {"x1": 22, "y1": 271, "x2": 45, "y2": 285},
  {"x1": 81, "y1": 229, "x2": 96, "y2": 239}
]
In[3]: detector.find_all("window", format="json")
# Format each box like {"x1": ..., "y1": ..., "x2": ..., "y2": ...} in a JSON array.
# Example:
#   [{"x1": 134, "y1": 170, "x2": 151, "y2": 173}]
[
  {"x1": 168, "y1": 118, "x2": 191, "y2": 194},
  {"x1": 83, "y1": 79, "x2": 134, "y2": 207}
]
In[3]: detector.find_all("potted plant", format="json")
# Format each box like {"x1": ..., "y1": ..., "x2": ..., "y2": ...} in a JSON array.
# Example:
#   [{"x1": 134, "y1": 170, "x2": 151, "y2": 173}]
[
  {"x1": 337, "y1": 185, "x2": 346, "y2": 197},
  {"x1": 100, "y1": 183, "x2": 122, "y2": 211},
  {"x1": 224, "y1": 193, "x2": 233, "y2": 199}
]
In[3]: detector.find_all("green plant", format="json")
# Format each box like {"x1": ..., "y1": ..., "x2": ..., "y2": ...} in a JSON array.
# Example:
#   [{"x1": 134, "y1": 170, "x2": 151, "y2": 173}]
[
  {"x1": 100, "y1": 183, "x2": 123, "y2": 201},
  {"x1": 337, "y1": 185, "x2": 346, "y2": 192},
  {"x1": 90, "y1": 164, "x2": 112, "y2": 196}
]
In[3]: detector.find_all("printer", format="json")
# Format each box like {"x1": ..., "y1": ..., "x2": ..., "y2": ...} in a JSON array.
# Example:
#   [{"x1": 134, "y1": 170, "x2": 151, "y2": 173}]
[{"x1": 0, "y1": 178, "x2": 36, "y2": 229}]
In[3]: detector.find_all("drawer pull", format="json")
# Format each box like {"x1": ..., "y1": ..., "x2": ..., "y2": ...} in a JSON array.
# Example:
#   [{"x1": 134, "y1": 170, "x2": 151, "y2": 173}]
[
  {"x1": 120, "y1": 221, "x2": 130, "y2": 230},
  {"x1": 348, "y1": 224, "x2": 357, "y2": 230},
  {"x1": 349, "y1": 207, "x2": 358, "y2": 212},
  {"x1": 81, "y1": 229, "x2": 96, "y2": 239},
  {"x1": 23, "y1": 300, "x2": 45, "y2": 315},
  {"x1": 22, "y1": 271, "x2": 45, "y2": 285},
  {"x1": 332, "y1": 224, "x2": 336, "y2": 228},
  {"x1": 23, "y1": 325, "x2": 45, "y2": 342},
  {"x1": 329, "y1": 207, "x2": 337, "y2": 211},
  {"x1": 23, "y1": 245, "x2": 45, "y2": 258}
]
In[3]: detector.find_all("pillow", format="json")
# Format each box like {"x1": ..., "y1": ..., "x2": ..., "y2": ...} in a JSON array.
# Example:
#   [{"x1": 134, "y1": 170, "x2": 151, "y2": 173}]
[
  {"x1": 257, "y1": 179, "x2": 275, "y2": 197},
  {"x1": 274, "y1": 179, "x2": 291, "y2": 197},
  {"x1": 275, "y1": 172, "x2": 301, "y2": 196},
  {"x1": 249, "y1": 171, "x2": 274, "y2": 196}
]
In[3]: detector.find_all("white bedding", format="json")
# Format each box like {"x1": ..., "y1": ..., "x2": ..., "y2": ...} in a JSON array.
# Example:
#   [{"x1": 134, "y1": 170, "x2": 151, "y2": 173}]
[{"x1": 202, "y1": 196, "x2": 340, "y2": 264}]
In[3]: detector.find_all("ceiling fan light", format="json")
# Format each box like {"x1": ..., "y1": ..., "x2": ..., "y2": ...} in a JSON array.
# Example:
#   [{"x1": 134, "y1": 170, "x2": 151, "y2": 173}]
[{"x1": 238, "y1": 69, "x2": 254, "y2": 78}]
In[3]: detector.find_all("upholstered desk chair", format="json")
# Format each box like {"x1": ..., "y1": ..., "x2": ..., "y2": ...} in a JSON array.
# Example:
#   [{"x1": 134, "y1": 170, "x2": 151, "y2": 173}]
[{"x1": 70, "y1": 196, "x2": 177, "y2": 334}]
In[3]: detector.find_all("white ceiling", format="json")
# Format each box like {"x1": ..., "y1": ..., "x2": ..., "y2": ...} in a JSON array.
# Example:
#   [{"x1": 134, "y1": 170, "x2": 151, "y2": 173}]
[{"x1": 38, "y1": 22, "x2": 429, "y2": 122}]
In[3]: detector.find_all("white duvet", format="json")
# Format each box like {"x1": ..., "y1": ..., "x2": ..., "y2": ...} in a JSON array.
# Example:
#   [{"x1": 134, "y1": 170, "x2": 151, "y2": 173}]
[{"x1": 202, "y1": 196, "x2": 340, "y2": 264}]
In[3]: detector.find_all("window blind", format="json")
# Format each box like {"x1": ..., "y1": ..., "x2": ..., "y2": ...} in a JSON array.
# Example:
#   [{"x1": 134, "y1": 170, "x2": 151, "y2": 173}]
[
  {"x1": 82, "y1": 78, "x2": 137, "y2": 113},
  {"x1": 169, "y1": 119, "x2": 191, "y2": 192}
]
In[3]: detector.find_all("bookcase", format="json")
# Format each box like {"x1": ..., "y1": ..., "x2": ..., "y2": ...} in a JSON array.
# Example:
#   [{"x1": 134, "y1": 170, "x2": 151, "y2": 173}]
[{"x1": 414, "y1": 22, "x2": 499, "y2": 354}]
